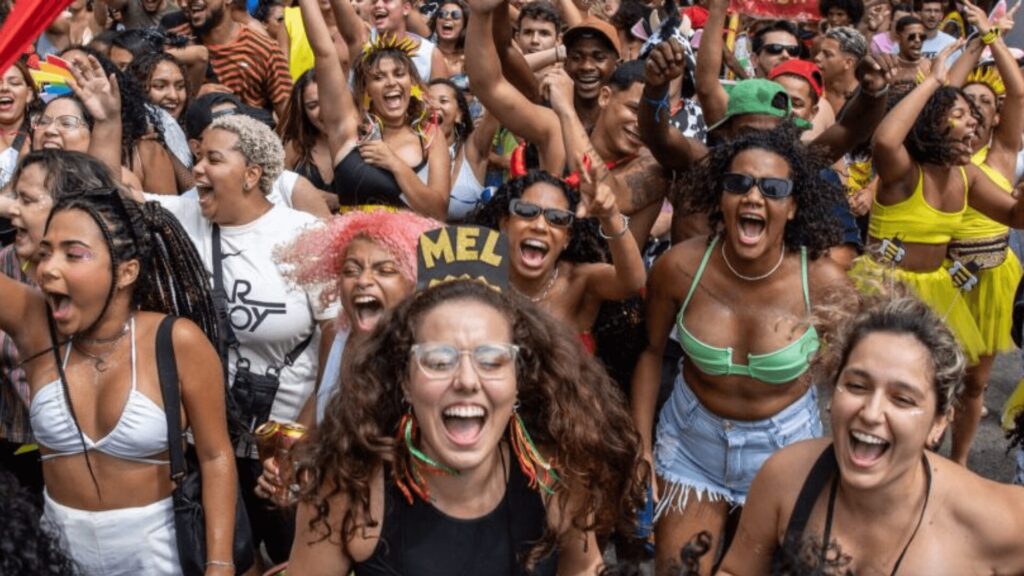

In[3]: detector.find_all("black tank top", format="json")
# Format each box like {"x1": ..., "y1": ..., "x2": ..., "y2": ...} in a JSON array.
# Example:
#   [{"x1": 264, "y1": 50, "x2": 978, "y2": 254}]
[
  {"x1": 333, "y1": 140, "x2": 428, "y2": 210},
  {"x1": 354, "y1": 451, "x2": 557, "y2": 576},
  {"x1": 294, "y1": 156, "x2": 330, "y2": 192}
]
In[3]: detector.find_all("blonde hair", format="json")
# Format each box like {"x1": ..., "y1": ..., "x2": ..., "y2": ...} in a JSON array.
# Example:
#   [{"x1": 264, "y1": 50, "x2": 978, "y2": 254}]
[{"x1": 208, "y1": 114, "x2": 284, "y2": 196}]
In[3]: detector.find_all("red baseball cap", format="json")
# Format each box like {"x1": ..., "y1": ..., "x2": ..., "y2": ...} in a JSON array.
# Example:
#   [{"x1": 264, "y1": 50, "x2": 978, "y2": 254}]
[{"x1": 767, "y1": 59, "x2": 823, "y2": 98}]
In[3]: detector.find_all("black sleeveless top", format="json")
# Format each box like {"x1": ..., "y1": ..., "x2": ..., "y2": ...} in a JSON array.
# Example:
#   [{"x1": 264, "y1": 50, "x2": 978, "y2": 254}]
[
  {"x1": 294, "y1": 156, "x2": 330, "y2": 192},
  {"x1": 354, "y1": 454, "x2": 557, "y2": 576},
  {"x1": 333, "y1": 142, "x2": 427, "y2": 210}
]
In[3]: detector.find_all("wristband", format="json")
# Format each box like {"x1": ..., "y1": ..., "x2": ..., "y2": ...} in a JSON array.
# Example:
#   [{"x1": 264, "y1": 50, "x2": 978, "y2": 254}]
[
  {"x1": 982, "y1": 29, "x2": 1000, "y2": 45},
  {"x1": 641, "y1": 93, "x2": 671, "y2": 123},
  {"x1": 599, "y1": 213, "x2": 630, "y2": 239},
  {"x1": 206, "y1": 561, "x2": 235, "y2": 569},
  {"x1": 862, "y1": 84, "x2": 889, "y2": 99}
]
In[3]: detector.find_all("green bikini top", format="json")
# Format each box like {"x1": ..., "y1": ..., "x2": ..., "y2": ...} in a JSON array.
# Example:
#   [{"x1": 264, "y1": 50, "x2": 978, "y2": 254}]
[{"x1": 676, "y1": 236, "x2": 819, "y2": 385}]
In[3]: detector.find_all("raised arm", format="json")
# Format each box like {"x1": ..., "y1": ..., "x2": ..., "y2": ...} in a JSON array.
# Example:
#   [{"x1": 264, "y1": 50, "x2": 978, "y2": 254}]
[
  {"x1": 577, "y1": 174, "x2": 647, "y2": 301},
  {"x1": 302, "y1": 0, "x2": 360, "y2": 165},
  {"x1": 493, "y1": 1, "x2": 540, "y2": 102},
  {"x1": 871, "y1": 42, "x2": 964, "y2": 197},
  {"x1": 694, "y1": 0, "x2": 731, "y2": 126},
  {"x1": 328, "y1": 0, "x2": 371, "y2": 65},
  {"x1": 466, "y1": 0, "x2": 565, "y2": 173},
  {"x1": 67, "y1": 55, "x2": 124, "y2": 186},
  {"x1": 965, "y1": 164, "x2": 1024, "y2": 228},
  {"x1": 639, "y1": 39, "x2": 708, "y2": 171},
  {"x1": 812, "y1": 53, "x2": 897, "y2": 163},
  {"x1": 974, "y1": 3, "x2": 1023, "y2": 169}
]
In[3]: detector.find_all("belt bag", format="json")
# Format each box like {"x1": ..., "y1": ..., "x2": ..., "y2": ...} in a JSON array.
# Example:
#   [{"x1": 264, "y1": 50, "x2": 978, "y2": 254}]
[
  {"x1": 947, "y1": 235, "x2": 1009, "y2": 270},
  {"x1": 156, "y1": 316, "x2": 255, "y2": 576}
]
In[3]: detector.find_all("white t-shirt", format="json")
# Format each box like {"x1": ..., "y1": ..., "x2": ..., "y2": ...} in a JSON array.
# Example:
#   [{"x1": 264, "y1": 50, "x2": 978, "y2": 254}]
[
  {"x1": 147, "y1": 195, "x2": 337, "y2": 454},
  {"x1": 921, "y1": 31, "x2": 957, "y2": 59}
]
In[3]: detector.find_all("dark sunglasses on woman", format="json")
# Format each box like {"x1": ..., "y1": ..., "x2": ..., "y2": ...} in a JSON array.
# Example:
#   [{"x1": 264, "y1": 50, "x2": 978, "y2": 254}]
[
  {"x1": 509, "y1": 199, "x2": 575, "y2": 227},
  {"x1": 721, "y1": 173, "x2": 794, "y2": 199}
]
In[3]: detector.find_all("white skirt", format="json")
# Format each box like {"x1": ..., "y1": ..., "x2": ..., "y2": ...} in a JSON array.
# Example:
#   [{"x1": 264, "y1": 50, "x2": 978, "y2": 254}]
[{"x1": 43, "y1": 490, "x2": 182, "y2": 576}]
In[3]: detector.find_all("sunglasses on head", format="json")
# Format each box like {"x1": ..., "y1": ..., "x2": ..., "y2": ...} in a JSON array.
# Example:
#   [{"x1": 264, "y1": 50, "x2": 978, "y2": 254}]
[
  {"x1": 438, "y1": 9, "x2": 463, "y2": 19},
  {"x1": 509, "y1": 198, "x2": 574, "y2": 227},
  {"x1": 722, "y1": 173, "x2": 794, "y2": 199},
  {"x1": 761, "y1": 43, "x2": 801, "y2": 57}
]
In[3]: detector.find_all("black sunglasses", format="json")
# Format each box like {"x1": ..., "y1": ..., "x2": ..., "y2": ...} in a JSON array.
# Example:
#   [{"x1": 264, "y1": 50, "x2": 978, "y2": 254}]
[
  {"x1": 761, "y1": 43, "x2": 801, "y2": 57},
  {"x1": 437, "y1": 9, "x2": 463, "y2": 19},
  {"x1": 722, "y1": 173, "x2": 794, "y2": 199},
  {"x1": 509, "y1": 199, "x2": 575, "y2": 227},
  {"x1": 906, "y1": 33, "x2": 925, "y2": 41}
]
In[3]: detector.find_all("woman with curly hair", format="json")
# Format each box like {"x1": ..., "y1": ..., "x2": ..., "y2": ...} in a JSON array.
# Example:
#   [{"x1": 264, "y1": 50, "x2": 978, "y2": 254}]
[
  {"x1": 630, "y1": 124, "x2": 852, "y2": 574},
  {"x1": 718, "y1": 295, "x2": 1024, "y2": 575},
  {"x1": 0, "y1": 166, "x2": 238, "y2": 574},
  {"x1": 287, "y1": 279, "x2": 646, "y2": 575},
  {"x1": 299, "y1": 0, "x2": 450, "y2": 219},
  {"x1": 473, "y1": 170, "x2": 645, "y2": 354},
  {"x1": 861, "y1": 40, "x2": 1024, "y2": 465},
  {"x1": 128, "y1": 52, "x2": 191, "y2": 123},
  {"x1": 429, "y1": 0, "x2": 468, "y2": 75},
  {"x1": 428, "y1": 78, "x2": 497, "y2": 221}
]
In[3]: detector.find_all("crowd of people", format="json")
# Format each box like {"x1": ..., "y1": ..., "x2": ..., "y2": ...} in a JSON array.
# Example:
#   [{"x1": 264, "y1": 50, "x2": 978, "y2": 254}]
[{"x1": 2, "y1": 0, "x2": 1024, "y2": 574}]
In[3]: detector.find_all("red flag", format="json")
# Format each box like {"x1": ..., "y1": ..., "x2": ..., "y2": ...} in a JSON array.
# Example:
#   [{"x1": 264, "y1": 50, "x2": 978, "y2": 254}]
[
  {"x1": 0, "y1": 0, "x2": 75, "y2": 76},
  {"x1": 729, "y1": 0, "x2": 820, "y2": 21}
]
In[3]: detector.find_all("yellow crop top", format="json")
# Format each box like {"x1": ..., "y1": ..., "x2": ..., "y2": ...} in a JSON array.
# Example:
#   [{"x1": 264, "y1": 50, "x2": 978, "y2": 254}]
[
  {"x1": 867, "y1": 166, "x2": 967, "y2": 245},
  {"x1": 955, "y1": 146, "x2": 1011, "y2": 240}
]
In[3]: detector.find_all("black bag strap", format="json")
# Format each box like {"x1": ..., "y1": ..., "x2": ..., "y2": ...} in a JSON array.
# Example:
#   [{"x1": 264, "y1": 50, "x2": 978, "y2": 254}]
[
  {"x1": 211, "y1": 225, "x2": 239, "y2": 358},
  {"x1": 780, "y1": 444, "x2": 836, "y2": 546},
  {"x1": 156, "y1": 315, "x2": 187, "y2": 484}
]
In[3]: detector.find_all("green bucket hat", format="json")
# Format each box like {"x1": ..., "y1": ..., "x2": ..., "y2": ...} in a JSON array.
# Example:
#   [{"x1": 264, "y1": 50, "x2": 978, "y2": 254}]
[{"x1": 708, "y1": 78, "x2": 812, "y2": 131}]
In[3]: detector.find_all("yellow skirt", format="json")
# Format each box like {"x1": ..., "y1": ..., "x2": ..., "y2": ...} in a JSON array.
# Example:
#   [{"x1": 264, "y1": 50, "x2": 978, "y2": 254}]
[
  {"x1": 849, "y1": 256, "x2": 985, "y2": 365},
  {"x1": 963, "y1": 249, "x2": 1023, "y2": 356}
]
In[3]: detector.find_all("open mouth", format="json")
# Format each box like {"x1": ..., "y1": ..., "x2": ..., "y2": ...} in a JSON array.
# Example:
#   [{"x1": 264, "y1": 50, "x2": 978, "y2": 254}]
[
  {"x1": 351, "y1": 294, "x2": 384, "y2": 332},
  {"x1": 623, "y1": 127, "x2": 642, "y2": 147},
  {"x1": 736, "y1": 213, "x2": 766, "y2": 245},
  {"x1": 373, "y1": 8, "x2": 390, "y2": 26},
  {"x1": 159, "y1": 101, "x2": 180, "y2": 114},
  {"x1": 575, "y1": 75, "x2": 601, "y2": 91},
  {"x1": 440, "y1": 22, "x2": 456, "y2": 34},
  {"x1": 0, "y1": 96, "x2": 14, "y2": 112},
  {"x1": 41, "y1": 139, "x2": 64, "y2": 150},
  {"x1": 442, "y1": 404, "x2": 487, "y2": 446},
  {"x1": 382, "y1": 91, "x2": 404, "y2": 110},
  {"x1": 519, "y1": 238, "x2": 549, "y2": 269},
  {"x1": 45, "y1": 290, "x2": 73, "y2": 322},
  {"x1": 849, "y1": 430, "x2": 890, "y2": 467},
  {"x1": 188, "y1": 1, "x2": 207, "y2": 19}
]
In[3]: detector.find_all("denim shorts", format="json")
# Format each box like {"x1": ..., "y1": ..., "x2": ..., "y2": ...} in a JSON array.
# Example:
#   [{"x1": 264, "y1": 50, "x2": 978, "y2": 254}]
[{"x1": 653, "y1": 371, "x2": 822, "y2": 516}]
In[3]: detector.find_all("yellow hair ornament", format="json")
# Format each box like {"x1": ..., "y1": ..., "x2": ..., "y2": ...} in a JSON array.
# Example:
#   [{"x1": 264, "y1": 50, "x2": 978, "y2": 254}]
[
  {"x1": 362, "y1": 33, "x2": 420, "y2": 62},
  {"x1": 965, "y1": 65, "x2": 1005, "y2": 96}
]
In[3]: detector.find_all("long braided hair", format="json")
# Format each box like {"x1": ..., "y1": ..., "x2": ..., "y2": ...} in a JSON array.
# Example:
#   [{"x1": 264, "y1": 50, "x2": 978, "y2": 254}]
[{"x1": 43, "y1": 188, "x2": 218, "y2": 496}]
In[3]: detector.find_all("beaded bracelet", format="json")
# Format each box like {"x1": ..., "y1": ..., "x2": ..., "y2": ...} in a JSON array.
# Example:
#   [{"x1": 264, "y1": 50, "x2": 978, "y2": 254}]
[{"x1": 641, "y1": 93, "x2": 672, "y2": 123}]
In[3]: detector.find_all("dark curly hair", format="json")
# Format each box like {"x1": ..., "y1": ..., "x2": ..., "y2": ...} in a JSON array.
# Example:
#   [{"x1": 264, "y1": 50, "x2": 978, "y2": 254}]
[
  {"x1": 293, "y1": 280, "x2": 646, "y2": 569},
  {"x1": 127, "y1": 52, "x2": 193, "y2": 119},
  {"x1": 428, "y1": 78, "x2": 473, "y2": 144},
  {"x1": 472, "y1": 170, "x2": 608, "y2": 264},
  {"x1": 58, "y1": 45, "x2": 167, "y2": 163},
  {"x1": 0, "y1": 471, "x2": 80, "y2": 575},
  {"x1": 905, "y1": 86, "x2": 981, "y2": 166},
  {"x1": 679, "y1": 123, "x2": 844, "y2": 260}
]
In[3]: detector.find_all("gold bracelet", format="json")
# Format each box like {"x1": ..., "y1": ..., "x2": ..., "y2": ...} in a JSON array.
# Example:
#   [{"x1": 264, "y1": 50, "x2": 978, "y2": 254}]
[{"x1": 206, "y1": 560, "x2": 235, "y2": 569}]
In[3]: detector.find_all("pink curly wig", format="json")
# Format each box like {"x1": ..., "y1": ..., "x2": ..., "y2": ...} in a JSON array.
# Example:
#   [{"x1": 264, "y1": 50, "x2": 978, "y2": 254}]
[{"x1": 275, "y1": 210, "x2": 442, "y2": 314}]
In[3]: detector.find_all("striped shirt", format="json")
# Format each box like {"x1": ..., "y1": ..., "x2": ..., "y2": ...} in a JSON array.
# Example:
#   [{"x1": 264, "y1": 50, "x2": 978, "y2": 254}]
[
  {"x1": 0, "y1": 246, "x2": 32, "y2": 444},
  {"x1": 207, "y1": 27, "x2": 292, "y2": 112}
]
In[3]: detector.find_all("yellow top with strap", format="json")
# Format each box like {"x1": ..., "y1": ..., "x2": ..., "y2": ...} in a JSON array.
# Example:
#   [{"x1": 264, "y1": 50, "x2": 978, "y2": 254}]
[
  {"x1": 954, "y1": 146, "x2": 1011, "y2": 240},
  {"x1": 867, "y1": 166, "x2": 967, "y2": 244}
]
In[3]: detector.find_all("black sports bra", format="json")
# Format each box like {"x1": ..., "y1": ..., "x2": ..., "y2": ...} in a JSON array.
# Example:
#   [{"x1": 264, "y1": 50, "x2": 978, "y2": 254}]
[
  {"x1": 354, "y1": 452, "x2": 556, "y2": 576},
  {"x1": 333, "y1": 138, "x2": 428, "y2": 210}
]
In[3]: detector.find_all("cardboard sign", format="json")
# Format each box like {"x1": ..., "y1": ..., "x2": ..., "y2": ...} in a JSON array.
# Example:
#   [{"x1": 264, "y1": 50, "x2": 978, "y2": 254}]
[{"x1": 417, "y1": 226, "x2": 509, "y2": 291}]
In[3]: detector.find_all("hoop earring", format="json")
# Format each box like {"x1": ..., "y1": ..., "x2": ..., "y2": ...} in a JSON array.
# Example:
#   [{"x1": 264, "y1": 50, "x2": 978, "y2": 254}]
[
  {"x1": 393, "y1": 408, "x2": 459, "y2": 504},
  {"x1": 509, "y1": 402, "x2": 560, "y2": 494}
]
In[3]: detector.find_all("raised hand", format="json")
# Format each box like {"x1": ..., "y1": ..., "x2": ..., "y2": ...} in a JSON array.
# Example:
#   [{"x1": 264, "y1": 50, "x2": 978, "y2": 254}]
[
  {"x1": 645, "y1": 38, "x2": 687, "y2": 89},
  {"x1": 995, "y1": 1, "x2": 1020, "y2": 34},
  {"x1": 962, "y1": 0, "x2": 992, "y2": 34},
  {"x1": 66, "y1": 55, "x2": 121, "y2": 123},
  {"x1": 576, "y1": 154, "x2": 619, "y2": 221},
  {"x1": 358, "y1": 140, "x2": 400, "y2": 171},
  {"x1": 857, "y1": 53, "x2": 899, "y2": 94},
  {"x1": 538, "y1": 68, "x2": 576, "y2": 114},
  {"x1": 930, "y1": 39, "x2": 965, "y2": 87}
]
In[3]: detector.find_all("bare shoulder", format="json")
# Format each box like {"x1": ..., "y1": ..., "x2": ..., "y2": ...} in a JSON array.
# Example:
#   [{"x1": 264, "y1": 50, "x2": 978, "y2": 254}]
[
  {"x1": 807, "y1": 254, "x2": 851, "y2": 289},
  {"x1": 755, "y1": 438, "x2": 833, "y2": 514},
  {"x1": 648, "y1": 236, "x2": 712, "y2": 298},
  {"x1": 932, "y1": 456, "x2": 1024, "y2": 551}
]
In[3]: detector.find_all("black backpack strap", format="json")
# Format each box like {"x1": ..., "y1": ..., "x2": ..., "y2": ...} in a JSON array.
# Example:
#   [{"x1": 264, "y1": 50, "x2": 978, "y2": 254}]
[
  {"x1": 156, "y1": 316, "x2": 186, "y2": 483},
  {"x1": 780, "y1": 444, "x2": 836, "y2": 546},
  {"x1": 211, "y1": 225, "x2": 239, "y2": 360},
  {"x1": 282, "y1": 330, "x2": 315, "y2": 368}
]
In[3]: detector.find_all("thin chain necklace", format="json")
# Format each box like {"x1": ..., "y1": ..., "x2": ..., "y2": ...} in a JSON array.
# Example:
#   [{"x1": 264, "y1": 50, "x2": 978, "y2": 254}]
[
  {"x1": 720, "y1": 242, "x2": 785, "y2": 282},
  {"x1": 517, "y1": 267, "x2": 560, "y2": 303},
  {"x1": 72, "y1": 316, "x2": 132, "y2": 373}
]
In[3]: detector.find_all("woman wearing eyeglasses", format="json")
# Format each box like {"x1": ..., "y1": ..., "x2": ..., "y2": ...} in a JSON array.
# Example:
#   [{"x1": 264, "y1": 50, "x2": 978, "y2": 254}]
[
  {"x1": 429, "y1": 0, "x2": 469, "y2": 76},
  {"x1": 630, "y1": 125, "x2": 851, "y2": 574},
  {"x1": 473, "y1": 170, "x2": 646, "y2": 354},
  {"x1": 287, "y1": 279, "x2": 645, "y2": 575}
]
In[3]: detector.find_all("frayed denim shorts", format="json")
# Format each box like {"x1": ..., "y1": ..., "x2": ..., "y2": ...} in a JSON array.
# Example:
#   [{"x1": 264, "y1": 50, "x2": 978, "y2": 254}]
[{"x1": 654, "y1": 371, "x2": 822, "y2": 517}]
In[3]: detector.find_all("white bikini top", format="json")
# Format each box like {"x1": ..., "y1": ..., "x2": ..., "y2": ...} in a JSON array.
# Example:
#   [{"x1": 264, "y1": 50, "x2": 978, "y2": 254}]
[{"x1": 30, "y1": 318, "x2": 170, "y2": 465}]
